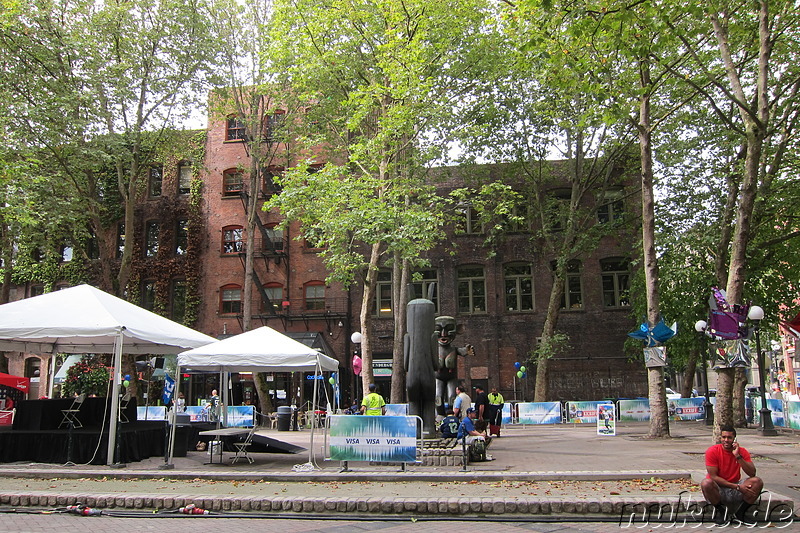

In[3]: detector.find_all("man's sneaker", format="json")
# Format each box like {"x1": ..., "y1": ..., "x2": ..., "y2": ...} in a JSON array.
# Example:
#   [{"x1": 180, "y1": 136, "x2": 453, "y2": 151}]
[
  {"x1": 712, "y1": 504, "x2": 730, "y2": 526},
  {"x1": 732, "y1": 503, "x2": 757, "y2": 526}
]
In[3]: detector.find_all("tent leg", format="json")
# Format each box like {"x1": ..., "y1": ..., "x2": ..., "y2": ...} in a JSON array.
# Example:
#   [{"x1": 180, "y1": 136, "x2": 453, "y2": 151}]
[{"x1": 107, "y1": 330, "x2": 124, "y2": 467}]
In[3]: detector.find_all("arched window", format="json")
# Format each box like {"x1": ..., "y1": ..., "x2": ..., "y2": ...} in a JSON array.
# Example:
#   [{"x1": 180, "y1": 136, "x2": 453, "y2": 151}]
[
  {"x1": 457, "y1": 265, "x2": 486, "y2": 314},
  {"x1": 262, "y1": 282, "x2": 283, "y2": 313},
  {"x1": 304, "y1": 281, "x2": 325, "y2": 311},
  {"x1": 504, "y1": 262, "x2": 534, "y2": 312},
  {"x1": 222, "y1": 169, "x2": 244, "y2": 197},
  {"x1": 600, "y1": 257, "x2": 630, "y2": 307},
  {"x1": 222, "y1": 225, "x2": 244, "y2": 254},
  {"x1": 220, "y1": 284, "x2": 242, "y2": 314}
]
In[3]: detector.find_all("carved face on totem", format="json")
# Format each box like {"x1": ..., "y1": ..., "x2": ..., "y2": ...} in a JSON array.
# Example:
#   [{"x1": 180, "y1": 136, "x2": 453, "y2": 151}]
[{"x1": 435, "y1": 316, "x2": 462, "y2": 347}]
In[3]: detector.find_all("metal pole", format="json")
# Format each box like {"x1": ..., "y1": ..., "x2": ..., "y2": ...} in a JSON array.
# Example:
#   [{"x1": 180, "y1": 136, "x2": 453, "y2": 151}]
[
  {"x1": 754, "y1": 320, "x2": 777, "y2": 436},
  {"x1": 702, "y1": 343, "x2": 714, "y2": 426}
]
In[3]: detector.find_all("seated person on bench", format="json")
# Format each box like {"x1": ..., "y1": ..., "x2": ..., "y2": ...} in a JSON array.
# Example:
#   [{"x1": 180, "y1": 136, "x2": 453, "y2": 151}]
[
  {"x1": 439, "y1": 409, "x2": 459, "y2": 438},
  {"x1": 457, "y1": 407, "x2": 489, "y2": 461}
]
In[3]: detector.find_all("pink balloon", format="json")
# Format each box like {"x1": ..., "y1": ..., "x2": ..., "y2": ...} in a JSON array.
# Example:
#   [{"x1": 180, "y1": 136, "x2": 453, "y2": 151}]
[{"x1": 352, "y1": 355, "x2": 362, "y2": 376}]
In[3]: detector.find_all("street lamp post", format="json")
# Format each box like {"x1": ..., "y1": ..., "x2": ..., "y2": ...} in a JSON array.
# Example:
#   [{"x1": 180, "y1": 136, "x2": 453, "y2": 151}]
[
  {"x1": 694, "y1": 320, "x2": 715, "y2": 426},
  {"x1": 351, "y1": 331, "x2": 363, "y2": 403},
  {"x1": 747, "y1": 305, "x2": 777, "y2": 436}
]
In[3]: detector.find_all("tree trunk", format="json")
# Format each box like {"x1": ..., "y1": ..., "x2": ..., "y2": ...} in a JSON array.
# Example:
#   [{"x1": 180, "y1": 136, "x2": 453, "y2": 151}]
[
  {"x1": 390, "y1": 255, "x2": 409, "y2": 403},
  {"x1": 733, "y1": 367, "x2": 748, "y2": 427},
  {"x1": 254, "y1": 371, "x2": 273, "y2": 421},
  {"x1": 533, "y1": 269, "x2": 564, "y2": 402},
  {"x1": 713, "y1": 368, "x2": 735, "y2": 441},
  {"x1": 359, "y1": 242, "x2": 381, "y2": 395},
  {"x1": 681, "y1": 348, "x2": 699, "y2": 398},
  {"x1": 638, "y1": 61, "x2": 669, "y2": 439}
]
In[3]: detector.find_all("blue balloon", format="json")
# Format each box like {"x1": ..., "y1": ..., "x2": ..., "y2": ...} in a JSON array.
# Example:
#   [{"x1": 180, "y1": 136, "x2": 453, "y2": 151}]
[
  {"x1": 514, "y1": 362, "x2": 521, "y2": 370},
  {"x1": 522, "y1": 372, "x2": 527, "y2": 379},
  {"x1": 124, "y1": 374, "x2": 131, "y2": 381}
]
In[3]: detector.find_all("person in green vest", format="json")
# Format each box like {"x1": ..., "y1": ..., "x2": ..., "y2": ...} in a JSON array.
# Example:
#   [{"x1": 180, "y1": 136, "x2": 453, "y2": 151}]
[
  {"x1": 487, "y1": 387, "x2": 504, "y2": 437},
  {"x1": 360, "y1": 383, "x2": 386, "y2": 415}
]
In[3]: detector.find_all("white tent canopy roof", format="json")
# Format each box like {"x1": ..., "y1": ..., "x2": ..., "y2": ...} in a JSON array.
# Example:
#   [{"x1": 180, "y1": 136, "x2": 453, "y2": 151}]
[
  {"x1": 0, "y1": 284, "x2": 215, "y2": 354},
  {"x1": 178, "y1": 326, "x2": 340, "y2": 373}
]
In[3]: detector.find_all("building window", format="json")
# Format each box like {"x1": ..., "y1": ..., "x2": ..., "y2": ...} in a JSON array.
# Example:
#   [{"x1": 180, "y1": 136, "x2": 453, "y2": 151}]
[
  {"x1": 175, "y1": 219, "x2": 188, "y2": 256},
  {"x1": 30, "y1": 285, "x2": 45, "y2": 297},
  {"x1": 597, "y1": 190, "x2": 624, "y2": 224},
  {"x1": 264, "y1": 111, "x2": 285, "y2": 142},
  {"x1": 117, "y1": 223, "x2": 125, "y2": 259},
  {"x1": 60, "y1": 245, "x2": 73, "y2": 262},
  {"x1": 170, "y1": 280, "x2": 187, "y2": 322},
  {"x1": 504, "y1": 262, "x2": 534, "y2": 312},
  {"x1": 222, "y1": 225, "x2": 244, "y2": 254},
  {"x1": 457, "y1": 265, "x2": 486, "y2": 314},
  {"x1": 86, "y1": 231, "x2": 100, "y2": 260},
  {"x1": 262, "y1": 167, "x2": 283, "y2": 197},
  {"x1": 178, "y1": 162, "x2": 192, "y2": 195},
  {"x1": 145, "y1": 221, "x2": 159, "y2": 257},
  {"x1": 373, "y1": 270, "x2": 392, "y2": 318},
  {"x1": 457, "y1": 204, "x2": 482, "y2": 235},
  {"x1": 141, "y1": 280, "x2": 156, "y2": 311},
  {"x1": 410, "y1": 269, "x2": 439, "y2": 312},
  {"x1": 304, "y1": 281, "x2": 325, "y2": 310},
  {"x1": 261, "y1": 283, "x2": 283, "y2": 313},
  {"x1": 223, "y1": 169, "x2": 244, "y2": 197},
  {"x1": 149, "y1": 165, "x2": 163, "y2": 197},
  {"x1": 220, "y1": 284, "x2": 242, "y2": 314},
  {"x1": 601, "y1": 257, "x2": 630, "y2": 308},
  {"x1": 263, "y1": 224, "x2": 284, "y2": 254},
  {"x1": 225, "y1": 116, "x2": 246, "y2": 141},
  {"x1": 554, "y1": 260, "x2": 583, "y2": 310},
  {"x1": 548, "y1": 188, "x2": 571, "y2": 232}
]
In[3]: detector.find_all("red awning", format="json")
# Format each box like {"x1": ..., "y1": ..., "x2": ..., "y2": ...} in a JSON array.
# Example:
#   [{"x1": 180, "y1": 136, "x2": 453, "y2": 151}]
[
  {"x1": 781, "y1": 313, "x2": 800, "y2": 338},
  {"x1": 0, "y1": 372, "x2": 29, "y2": 393}
]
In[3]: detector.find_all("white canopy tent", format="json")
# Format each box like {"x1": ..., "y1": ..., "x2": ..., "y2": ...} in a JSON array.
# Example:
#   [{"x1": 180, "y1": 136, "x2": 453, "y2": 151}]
[
  {"x1": 173, "y1": 326, "x2": 340, "y2": 467},
  {"x1": 0, "y1": 284, "x2": 215, "y2": 465}
]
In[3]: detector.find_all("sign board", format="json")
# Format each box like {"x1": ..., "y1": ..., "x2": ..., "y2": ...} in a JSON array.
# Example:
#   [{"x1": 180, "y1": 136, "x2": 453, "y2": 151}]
[
  {"x1": 596, "y1": 402, "x2": 616, "y2": 436},
  {"x1": 328, "y1": 415, "x2": 416, "y2": 463},
  {"x1": 517, "y1": 402, "x2": 562, "y2": 424},
  {"x1": 373, "y1": 359, "x2": 393, "y2": 377}
]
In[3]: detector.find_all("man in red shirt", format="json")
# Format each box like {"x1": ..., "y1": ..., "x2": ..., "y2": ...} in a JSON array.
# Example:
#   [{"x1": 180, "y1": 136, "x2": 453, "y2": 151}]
[{"x1": 700, "y1": 424, "x2": 763, "y2": 524}]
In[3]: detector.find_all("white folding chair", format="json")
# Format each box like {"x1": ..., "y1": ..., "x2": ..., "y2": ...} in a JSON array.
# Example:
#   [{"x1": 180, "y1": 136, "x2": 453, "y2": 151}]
[
  {"x1": 118, "y1": 392, "x2": 132, "y2": 423},
  {"x1": 230, "y1": 427, "x2": 256, "y2": 464},
  {"x1": 59, "y1": 393, "x2": 86, "y2": 429}
]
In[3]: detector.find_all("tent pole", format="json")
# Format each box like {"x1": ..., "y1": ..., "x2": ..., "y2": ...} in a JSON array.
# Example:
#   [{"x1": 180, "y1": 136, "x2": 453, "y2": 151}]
[
  {"x1": 309, "y1": 356, "x2": 322, "y2": 466},
  {"x1": 47, "y1": 353, "x2": 55, "y2": 399},
  {"x1": 107, "y1": 329, "x2": 124, "y2": 466},
  {"x1": 162, "y1": 364, "x2": 180, "y2": 470}
]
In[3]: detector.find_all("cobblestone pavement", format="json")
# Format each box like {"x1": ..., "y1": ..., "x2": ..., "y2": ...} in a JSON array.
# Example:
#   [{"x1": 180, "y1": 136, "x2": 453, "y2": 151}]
[{"x1": 0, "y1": 514, "x2": 781, "y2": 533}]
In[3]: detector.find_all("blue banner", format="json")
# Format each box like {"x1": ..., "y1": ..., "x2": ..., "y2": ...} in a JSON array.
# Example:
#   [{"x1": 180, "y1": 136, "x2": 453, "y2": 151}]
[
  {"x1": 328, "y1": 415, "x2": 417, "y2": 463},
  {"x1": 226, "y1": 405, "x2": 255, "y2": 427},
  {"x1": 517, "y1": 402, "x2": 562, "y2": 424},
  {"x1": 501, "y1": 403, "x2": 514, "y2": 424},
  {"x1": 566, "y1": 401, "x2": 601, "y2": 423},
  {"x1": 668, "y1": 397, "x2": 706, "y2": 421},
  {"x1": 162, "y1": 374, "x2": 175, "y2": 406},
  {"x1": 137, "y1": 406, "x2": 167, "y2": 421},
  {"x1": 752, "y1": 398, "x2": 785, "y2": 427},
  {"x1": 786, "y1": 401, "x2": 800, "y2": 431}
]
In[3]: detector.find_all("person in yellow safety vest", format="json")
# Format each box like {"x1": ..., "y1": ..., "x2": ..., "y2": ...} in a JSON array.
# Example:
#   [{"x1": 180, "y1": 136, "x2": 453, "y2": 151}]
[
  {"x1": 360, "y1": 383, "x2": 386, "y2": 415},
  {"x1": 487, "y1": 387, "x2": 504, "y2": 437}
]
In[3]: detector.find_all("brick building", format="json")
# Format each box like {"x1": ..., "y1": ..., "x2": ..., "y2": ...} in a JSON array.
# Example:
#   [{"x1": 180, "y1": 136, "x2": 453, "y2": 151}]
[{"x1": 3, "y1": 110, "x2": 647, "y2": 407}]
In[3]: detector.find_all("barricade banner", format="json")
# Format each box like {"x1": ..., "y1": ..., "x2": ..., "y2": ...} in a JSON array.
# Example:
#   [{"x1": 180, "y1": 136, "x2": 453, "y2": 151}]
[
  {"x1": 137, "y1": 405, "x2": 167, "y2": 421},
  {"x1": 618, "y1": 399, "x2": 650, "y2": 421},
  {"x1": 667, "y1": 398, "x2": 706, "y2": 421},
  {"x1": 517, "y1": 402, "x2": 562, "y2": 424},
  {"x1": 328, "y1": 415, "x2": 417, "y2": 463},
  {"x1": 786, "y1": 401, "x2": 800, "y2": 430},
  {"x1": 185, "y1": 405, "x2": 206, "y2": 421},
  {"x1": 226, "y1": 405, "x2": 255, "y2": 427},
  {"x1": 501, "y1": 403, "x2": 514, "y2": 424},
  {"x1": 752, "y1": 398, "x2": 786, "y2": 427},
  {"x1": 565, "y1": 401, "x2": 601, "y2": 423},
  {"x1": 597, "y1": 403, "x2": 616, "y2": 435},
  {"x1": 384, "y1": 403, "x2": 408, "y2": 416}
]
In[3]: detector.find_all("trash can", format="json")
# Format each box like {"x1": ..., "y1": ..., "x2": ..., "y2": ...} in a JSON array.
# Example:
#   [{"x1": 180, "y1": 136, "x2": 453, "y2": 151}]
[
  {"x1": 277, "y1": 406, "x2": 292, "y2": 431},
  {"x1": 173, "y1": 413, "x2": 191, "y2": 457}
]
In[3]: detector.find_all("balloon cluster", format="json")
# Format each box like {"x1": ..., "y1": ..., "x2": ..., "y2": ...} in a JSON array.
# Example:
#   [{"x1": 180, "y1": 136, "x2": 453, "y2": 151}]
[
  {"x1": 123, "y1": 374, "x2": 131, "y2": 388},
  {"x1": 514, "y1": 362, "x2": 527, "y2": 379}
]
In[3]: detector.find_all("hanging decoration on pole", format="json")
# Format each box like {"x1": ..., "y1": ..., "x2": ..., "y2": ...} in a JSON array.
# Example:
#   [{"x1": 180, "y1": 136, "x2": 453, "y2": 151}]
[{"x1": 628, "y1": 317, "x2": 677, "y2": 367}]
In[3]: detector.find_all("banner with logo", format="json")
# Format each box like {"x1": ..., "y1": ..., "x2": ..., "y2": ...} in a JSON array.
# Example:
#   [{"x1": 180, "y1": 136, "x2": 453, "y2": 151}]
[
  {"x1": 667, "y1": 397, "x2": 706, "y2": 421},
  {"x1": 226, "y1": 405, "x2": 255, "y2": 427},
  {"x1": 565, "y1": 401, "x2": 601, "y2": 423},
  {"x1": 162, "y1": 374, "x2": 175, "y2": 406},
  {"x1": 752, "y1": 398, "x2": 785, "y2": 427},
  {"x1": 137, "y1": 405, "x2": 167, "y2": 421},
  {"x1": 328, "y1": 415, "x2": 417, "y2": 463},
  {"x1": 501, "y1": 403, "x2": 514, "y2": 424},
  {"x1": 517, "y1": 402, "x2": 562, "y2": 424},
  {"x1": 786, "y1": 401, "x2": 800, "y2": 431}
]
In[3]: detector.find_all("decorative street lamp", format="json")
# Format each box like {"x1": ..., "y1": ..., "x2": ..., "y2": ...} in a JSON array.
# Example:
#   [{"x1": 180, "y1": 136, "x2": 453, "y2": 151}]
[
  {"x1": 747, "y1": 305, "x2": 777, "y2": 436},
  {"x1": 694, "y1": 320, "x2": 715, "y2": 426},
  {"x1": 351, "y1": 331, "x2": 363, "y2": 402}
]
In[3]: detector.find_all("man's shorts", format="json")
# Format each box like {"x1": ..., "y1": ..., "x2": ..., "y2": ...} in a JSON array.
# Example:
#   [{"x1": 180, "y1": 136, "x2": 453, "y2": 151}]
[{"x1": 719, "y1": 483, "x2": 744, "y2": 505}]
